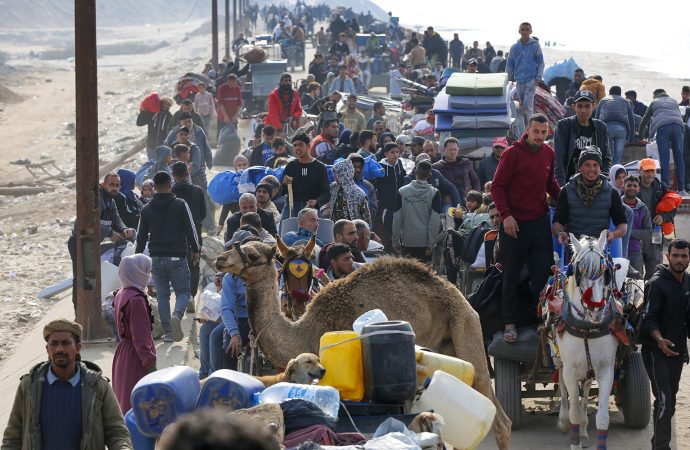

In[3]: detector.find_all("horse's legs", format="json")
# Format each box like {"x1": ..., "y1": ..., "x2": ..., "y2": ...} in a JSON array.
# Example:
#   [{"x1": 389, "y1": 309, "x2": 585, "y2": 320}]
[
  {"x1": 562, "y1": 367, "x2": 584, "y2": 450},
  {"x1": 579, "y1": 379, "x2": 592, "y2": 443},
  {"x1": 594, "y1": 360, "x2": 615, "y2": 450},
  {"x1": 557, "y1": 369, "x2": 571, "y2": 434}
]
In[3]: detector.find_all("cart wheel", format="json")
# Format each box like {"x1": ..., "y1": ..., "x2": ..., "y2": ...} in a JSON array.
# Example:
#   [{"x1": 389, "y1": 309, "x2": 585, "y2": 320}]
[
  {"x1": 494, "y1": 357, "x2": 522, "y2": 429},
  {"x1": 620, "y1": 350, "x2": 651, "y2": 428}
]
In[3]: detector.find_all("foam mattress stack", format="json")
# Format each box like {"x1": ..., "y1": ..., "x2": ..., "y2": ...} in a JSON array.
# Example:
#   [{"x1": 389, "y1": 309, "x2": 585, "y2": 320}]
[{"x1": 434, "y1": 73, "x2": 511, "y2": 149}]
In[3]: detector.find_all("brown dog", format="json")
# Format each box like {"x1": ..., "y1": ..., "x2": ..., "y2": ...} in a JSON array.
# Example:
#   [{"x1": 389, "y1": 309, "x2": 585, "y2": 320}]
[{"x1": 254, "y1": 353, "x2": 326, "y2": 387}]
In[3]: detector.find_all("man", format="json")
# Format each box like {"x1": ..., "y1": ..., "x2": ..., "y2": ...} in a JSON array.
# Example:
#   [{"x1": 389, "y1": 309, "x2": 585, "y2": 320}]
[
  {"x1": 595, "y1": 86, "x2": 636, "y2": 165},
  {"x1": 264, "y1": 137, "x2": 291, "y2": 169},
  {"x1": 340, "y1": 94, "x2": 366, "y2": 131},
  {"x1": 265, "y1": 72, "x2": 302, "y2": 132},
  {"x1": 448, "y1": 33, "x2": 464, "y2": 68},
  {"x1": 409, "y1": 135, "x2": 425, "y2": 159},
  {"x1": 169, "y1": 99, "x2": 206, "y2": 135},
  {"x1": 464, "y1": 40, "x2": 483, "y2": 63},
  {"x1": 392, "y1": 160, "x2": 442, "y2": 263},
  {"x1": 326, "y1": 243, "x2": 360, "y2": 280},
  {"x1": 329, "y1": 32, "x2": 350, "y2": 60},
  {"x1": 425, "y1": 26, "x2": 447, "y2": 66},
  {"x1": 356, "y1": 130, "x2": 375, "y2": 158},
  {"x1": 319, "y1": 219, "x2": 365, "y2": 269},
  {"x1": 136, "y1": 171, "x2": 200, "y2": 342},
  {"x1": 231, "y1": 32, "x2": 248, "y2": 53},
  {"x1": 395, "y1": 134, "x2": 411, "y2": 157},
  {"x1": 67, "y1": 173, "x2": 134, "y2": 315},
  {"x1": 554, "y1": 89, "x2": 611, "y2": 186},
  {"x1": 308, "y1": 53, "x2": 327, "y2": 84},
  {"x1": 552, "y1": 146, "x2": 627, "y2": 245},
  {"x1": 281, "y1": 133, "x2": 330, "y2": 219},
  {"x1": 638, "y1": 158, "x2": 677, "y2": 279},
  {"x1": 640, "y1": 239, "x2": 690, "y2": 450},
  {"x1": 466, "y1": 58, "x2": 478, "y2": 74},
  {"x1": 308, "y1": 90, "x2": 342, "y2": 116},
  {"x1": 625, "y1": 89, "x2": 648, "y2": 117},
  {"x1": 329, "y1": 65, "x2": 355, "y2": 95},
  {"x1": 366, "y1": 102, "x2": 387, "y2": 130},
  {"x1": 565, "y1": 68, "x2": 586, "y2": 101},
  {"x1": 2, "y1": 319, "x2": 132, "y2": 449},
  {"x1": 639, "y1": 89, "x2": 686, "y2": 193},
  {"x1": 301, "y1": 81, "x2": 321, "y2": 113},
  {"x1": 255, "y1": 182, "x2": 281, "y2": 227},
  {"x1": 491, "y1": 113, "x2": 561, "y2": 342},
  {"x1": 137, "y1": 96, "x2": 173, "y2": 160},
  {"x1": 193, "y1": 82, "x2": 214, "y2": 133},
  {"x1": 621, "y1": 175, "x2": 653, "y2": 273},
  {"x1": 347, "y1": 153, "x2": 378, "y2": 219},
  {"x1": 506, "y1": 22, "x2": 544, "y2": 127},
  {"x1": 172, "y1": 161, "x2": 206, "y2": 299},
  {"x1": 248, "y1": 125, "x2": 277, "y2": 167},
  {"x1": 240, "y1": 212, "x2": 276, "y2": 244},
  {"x1": 404, "y1": 152, "x2": 461, "y2": 207},
  {"x1": 283, "y1": 207, "x2": 325, "y2": 247},
  {"x1": 477, "y1": 136, "x2": 508, "y2": 186},
  {"x1": 422, "y1": 140, "x2": 441, "y2": 163},
  {"x1": 374, "y1": 142, "x2": 407, "y2": 253},
  {"x1": 165, "y1": 112, "x2": 214, "y2": 173},
  {"x1": 490, "y1": 50, "x2": 505, "y2": 73},
  {"x1": 310, "y1": 118, "x2": 339, "y2": 159},
  {"x1": 224, "y1": 193, "x2": 278, "y2": 243},
  {"x1": 216, "y1": 74, "x2": 243, "y2": 134},
  {"x1": 407, "y1": 38, "x2": 426, "y2": 69},
  {"x1": 353, "y1": 218, "x2": 382, "y2": 255},
  {"x1": 432, "y1": 137, "x2": 481, "y2": 203}
]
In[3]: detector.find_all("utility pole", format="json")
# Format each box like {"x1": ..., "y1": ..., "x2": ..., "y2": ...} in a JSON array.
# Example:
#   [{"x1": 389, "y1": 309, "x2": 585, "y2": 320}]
[
  {"x1": 224, "y1": 0, "x2": 230, "y2": 61},
  {"x1": 233, "y1": 0, "x2": 237, "y2": 46},
  {"x1": 74, "y1": 0, "x2": 108, "y2": 340},
  {"x1": 212, "y1": 0, "x2": 218, "y2": 66}
]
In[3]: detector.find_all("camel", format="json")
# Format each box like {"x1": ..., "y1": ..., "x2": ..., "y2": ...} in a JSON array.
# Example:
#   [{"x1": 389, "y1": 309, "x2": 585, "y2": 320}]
[{"x1": 215, "y1": 240, "x2": 511, "y2": 450}]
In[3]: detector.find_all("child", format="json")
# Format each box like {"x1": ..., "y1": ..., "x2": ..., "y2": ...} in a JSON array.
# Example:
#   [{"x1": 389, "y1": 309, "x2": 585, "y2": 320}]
[
  {"x1": 139, "y1": 179, "x2": 155, "y2": 205},
  {"x1": 465, "y1": 190, "x2": 485, "y2": 213},
  {"x1": 217, "y1": 155, "x2": 251, "y2": 232}
]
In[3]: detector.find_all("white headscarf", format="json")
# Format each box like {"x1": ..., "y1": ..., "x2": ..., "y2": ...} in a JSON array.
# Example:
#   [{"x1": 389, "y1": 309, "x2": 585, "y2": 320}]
[{"x1": 118, "y1": 254, "x2": 152, "y2": 292}]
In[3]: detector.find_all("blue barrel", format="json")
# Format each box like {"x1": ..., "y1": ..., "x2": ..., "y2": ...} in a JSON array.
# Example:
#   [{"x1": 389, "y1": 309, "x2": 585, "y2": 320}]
[
  {"x1": 361, "y1": 320, "x2": 417, "y2": 403},
  {"x1": 125, "y1": 409, "x2": 155, "y2": 450},
  {"x1": 548, "y1": 207, "x2": 621, "y2": 258},
  {"x1": 130, "y1": 366, "x2": 200, "y2": 438},
  {"x1": 196, "y1": 369, "x2": 265, "y2": 410}
]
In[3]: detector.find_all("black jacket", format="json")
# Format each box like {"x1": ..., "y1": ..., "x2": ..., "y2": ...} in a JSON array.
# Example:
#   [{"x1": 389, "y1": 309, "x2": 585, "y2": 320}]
[
  {"x1": 224, "y1": 209, "x2": 278, "y2": 243},
  {"x1": 114, "y1": 193, "x2": 140, "y2": 230},
  {"x1": 553, "y1": 116, "x2": 611, "y2": 186},
  {"x1": 136, "y1": 110, "x2": 173, "y2": 153},
  {"x1": 375, "y1": 159, "x2": 407, "y2": 215},
  {"x1": 136, "y1": 192, "x2": 200, "y2": 257},
  {"x1": 172, "y1": 180, "x2": 207, "y2": 229},
  {"x1": 641, "y1": 264, "x2": 690, "y2": 358}
]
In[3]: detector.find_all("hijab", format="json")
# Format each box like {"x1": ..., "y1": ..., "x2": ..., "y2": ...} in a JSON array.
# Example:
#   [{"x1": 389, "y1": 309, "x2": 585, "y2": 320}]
[
  {"x1": 609, "y1": 164, "x2": 626, "y2": 195},
  {"x1": 330, "y1": 159, "x2": 368, "y2": 220},
  {"x1": 118, "y1": 254, "x2": 152, "y2": 292},
  {"x1": 117, "y1": 168, "x2": 141, "y2": 214}
]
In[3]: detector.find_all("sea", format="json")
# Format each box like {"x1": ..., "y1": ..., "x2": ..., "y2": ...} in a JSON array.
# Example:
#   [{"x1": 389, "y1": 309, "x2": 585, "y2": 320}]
[{"x1": 371, "y1": 0, "x2": 690, "y2": 80}]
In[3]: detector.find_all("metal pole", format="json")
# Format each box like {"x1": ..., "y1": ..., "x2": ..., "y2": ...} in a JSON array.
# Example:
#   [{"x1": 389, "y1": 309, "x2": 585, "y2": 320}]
[
  {"x1": 224, "y1": 0, "x2": 230, "y2": 61},
  {"x1": 74, "y1": 0, "x2": 108, "y2": 340},
  {"x1": 212, "y1": 0, "x2": 218, "y2": 67},
  {"x1": 232, "y1": 0, "x2": 237, "y2": 44}
]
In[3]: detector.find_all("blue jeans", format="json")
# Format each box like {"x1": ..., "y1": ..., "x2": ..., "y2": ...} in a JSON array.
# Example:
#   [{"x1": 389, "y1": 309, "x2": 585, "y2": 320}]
[
  {"x1": 607, "y1": 122, "x2": 628, "y2": 165},
  {"x1": 656, "y1": 123, "x2": 685, "y2": 189},
  {"x1": 516, "y1": 80, "x2": 537, "y2": 126},
  {"x1": 199, "y1": 321, "x2": 221, "y2": 378},
  {"x1": 622, "y1": 203, "x2": 633, "y2": 258},
  {"x1": 151, "y1": 256, "x2": 191, "y2": 333},
  {"x1": 209, "y1": 318, "x2": 250, "y2": 371}
]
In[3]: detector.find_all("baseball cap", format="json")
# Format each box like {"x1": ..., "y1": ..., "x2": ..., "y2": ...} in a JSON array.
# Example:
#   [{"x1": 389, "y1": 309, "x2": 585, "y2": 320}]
[
  {"x1": 573, "y1": 89, "x2": 596, "y2": 103},
  {"x1": 492, "y1": 137, "x2": 508, "y2": 148},
  {"x1": 639, "y1": 158, "x2": 657, "y2": 172},
  {"x1": 396, "y1": 134, "x2": 411, "y2": 145},
  {"x1": 411, "y1": 136, "x2": 425, "y2": 146}
]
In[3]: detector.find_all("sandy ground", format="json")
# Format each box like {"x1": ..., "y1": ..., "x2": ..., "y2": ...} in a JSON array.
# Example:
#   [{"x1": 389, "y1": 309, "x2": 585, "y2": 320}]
[{"x1": 0, "y1": 20, "x2": 689, "y2": 448}]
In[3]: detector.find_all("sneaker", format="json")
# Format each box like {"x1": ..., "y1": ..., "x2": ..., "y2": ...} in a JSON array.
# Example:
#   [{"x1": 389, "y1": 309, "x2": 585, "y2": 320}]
[
  {"x1": 162, "y1": 333, "x2": 174, "y2": 343},
  {"x1": 171, "y1": 315, "x2": 184, "y2": 342},
  {"x1": 678, "y1": 190, "x2": 688, "y2": 197}
]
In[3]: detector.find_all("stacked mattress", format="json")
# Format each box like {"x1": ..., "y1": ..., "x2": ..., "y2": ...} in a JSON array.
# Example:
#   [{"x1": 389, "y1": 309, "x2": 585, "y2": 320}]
[{"x1": 434, "y1": 73, "x2": 511, "y2": 149}]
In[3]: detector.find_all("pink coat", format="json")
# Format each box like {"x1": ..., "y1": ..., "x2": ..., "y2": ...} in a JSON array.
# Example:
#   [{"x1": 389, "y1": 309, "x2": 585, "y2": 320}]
[{"x1": 112, "y1": 287, "x2": 157, "y2": 413}]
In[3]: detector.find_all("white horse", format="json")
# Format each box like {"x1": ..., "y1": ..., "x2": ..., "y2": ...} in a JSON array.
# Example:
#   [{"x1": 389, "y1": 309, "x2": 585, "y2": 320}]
[{"x1": 556, "y1": 230, "x2": 619, "y2": 450}]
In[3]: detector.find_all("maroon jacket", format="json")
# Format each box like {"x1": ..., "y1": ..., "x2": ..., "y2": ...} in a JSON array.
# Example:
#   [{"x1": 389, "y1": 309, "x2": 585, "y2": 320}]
[
  {"x1": 490, "y1": 135, "x2": 561, "y2": 222},
  {"x1": 432, "y1": 157, "x2": 481, "y2": 200}
]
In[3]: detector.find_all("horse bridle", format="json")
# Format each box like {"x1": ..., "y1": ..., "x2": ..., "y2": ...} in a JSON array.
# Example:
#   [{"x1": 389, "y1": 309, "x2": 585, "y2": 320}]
[{"x1": 572, "y1": 244, "x2": 613, "y2": 311}]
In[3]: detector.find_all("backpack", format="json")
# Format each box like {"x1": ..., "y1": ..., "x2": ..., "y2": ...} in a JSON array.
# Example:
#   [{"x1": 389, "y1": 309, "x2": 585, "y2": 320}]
[{"x1": 460, "y1": 221, "x2": 492, "y2": 264}]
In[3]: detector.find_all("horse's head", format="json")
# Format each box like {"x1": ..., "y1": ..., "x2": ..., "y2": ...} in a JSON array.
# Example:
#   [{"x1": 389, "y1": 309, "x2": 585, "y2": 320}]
[
  {"x1": 277, "y1": 235, "x2": 316, "y2": 320},
  {"x1": 569, "y1": 230, "x2": 611, "y2": 324}
]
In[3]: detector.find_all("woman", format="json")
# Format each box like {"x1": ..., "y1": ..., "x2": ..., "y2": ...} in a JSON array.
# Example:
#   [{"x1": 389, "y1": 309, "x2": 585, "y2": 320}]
[
  {"x1": 112, "y1": 254, "x2": 157, "y2": 413},
  {"x1": 115, "y1": 168, "x2": 143, "y2": 229},
  {"x1": 323, "y1": 159, "x2": 371, "y2": 224}
]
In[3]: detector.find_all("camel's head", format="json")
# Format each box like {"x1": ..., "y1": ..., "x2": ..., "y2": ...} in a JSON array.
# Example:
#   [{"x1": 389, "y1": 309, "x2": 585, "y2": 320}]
[
  {"x1": 570, "y1": 230, "x2": 612, "y2": 324},
  {"x1": 215, "y1": 240, "x2": 277, "y2": 282}
]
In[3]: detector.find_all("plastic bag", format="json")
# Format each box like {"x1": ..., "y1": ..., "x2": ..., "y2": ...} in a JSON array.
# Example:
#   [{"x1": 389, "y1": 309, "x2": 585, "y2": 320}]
[
  {"x1": 353, "y1": 309, "x2": 388, "y2": 335},
  {"x1": 140, "y1": 92, "x2": 160, "y2": 113},
  {"x1": 208, "y1": 170, "x2": 242, "y2": 204},
  {"x1": 364, "y1": 432, "x2": 420, "y2": 450},
  {"x1": 197, "y1": 289, "x2": 221, "y2": 322}
]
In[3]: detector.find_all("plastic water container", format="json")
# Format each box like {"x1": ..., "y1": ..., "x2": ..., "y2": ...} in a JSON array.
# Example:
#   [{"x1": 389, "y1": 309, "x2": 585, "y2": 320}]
[
  {"x1": 352, "y1": 309, "x2": 388, "y2": 335},
  {"x1": 196, "y1": 369, "x2": 265, "y2": 410},
  {"x1": 319, "y1": 331, "x2": 364, "y2": 401},
  {"x1": 411, "y1": 370, "x2": 496, "y2": 450},
  {"x1": 124, "y1": 409, "x2": 155, "y2": 450},
  {"x1": 130, "y1": 366, "x2": 201, "y2": 437},
  {"x1": 361, "y1": 321, "x2": 417, "y2": 403},
  {"x1": 258, "y1": 382, "x2": 340, "y2": 418},
  {"x1": 415, "y1": 347, "x2": 475, "y2": 388}
]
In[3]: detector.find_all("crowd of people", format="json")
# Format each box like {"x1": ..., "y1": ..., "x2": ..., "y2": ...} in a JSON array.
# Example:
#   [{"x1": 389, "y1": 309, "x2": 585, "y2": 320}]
[{"x1": 4, "y1": 4, "x2": 690, "y2": 449}]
